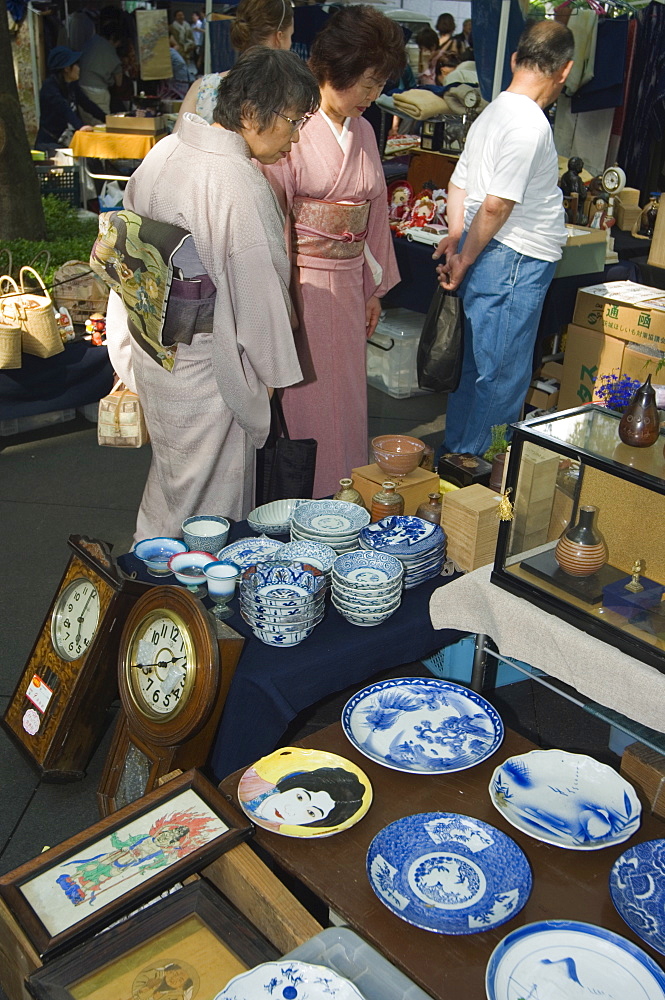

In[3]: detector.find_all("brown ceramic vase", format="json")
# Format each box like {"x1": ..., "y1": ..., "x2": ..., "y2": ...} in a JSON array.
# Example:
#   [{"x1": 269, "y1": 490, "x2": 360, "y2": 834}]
[
  {"x1": 333, "y1": 478, "x2": 366, "y2": 508},
  {"x1": 554, "y1": 505, "x2": 608, "y2": 577},
  {"x1": 618, "y1": 374, "x2": 660, "y2": 448},
  {"x1": 415, "y1": 492, "x2": 442, "y2": 524},
  {"x1": 371, "y1": 481, "x2": 404, "y2": 522}
]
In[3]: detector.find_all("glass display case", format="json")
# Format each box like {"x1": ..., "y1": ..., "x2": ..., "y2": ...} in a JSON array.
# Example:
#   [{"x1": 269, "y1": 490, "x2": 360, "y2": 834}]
[{"x1": 492, "y1": 405, "x2": 665, "y2": 673}]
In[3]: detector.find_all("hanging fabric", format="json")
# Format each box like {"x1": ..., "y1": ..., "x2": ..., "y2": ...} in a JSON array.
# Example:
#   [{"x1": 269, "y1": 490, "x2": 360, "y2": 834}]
[{"x1": 618, "y1": 1, "x2": 665, "y2": 195}]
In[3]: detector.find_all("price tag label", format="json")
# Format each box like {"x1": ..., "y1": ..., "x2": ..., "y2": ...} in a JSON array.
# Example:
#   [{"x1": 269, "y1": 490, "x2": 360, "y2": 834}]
[{"x1": 25, "y1": 674, "x2": 53, "y2": 714}]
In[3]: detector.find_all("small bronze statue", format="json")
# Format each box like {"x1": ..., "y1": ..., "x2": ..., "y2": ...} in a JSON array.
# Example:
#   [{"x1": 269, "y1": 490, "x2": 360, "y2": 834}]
[
  {"x1": 625, "y1": 559, "x2": 644, "y2": 593},
  {"x1": 560, "y1": 157, "x2": 588, "y2": 224}
]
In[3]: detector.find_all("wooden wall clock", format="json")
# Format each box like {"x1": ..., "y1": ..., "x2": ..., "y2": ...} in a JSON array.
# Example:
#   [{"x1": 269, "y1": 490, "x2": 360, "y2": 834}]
[
  {"x1": 97, "y1": 586, "x2": 244, "y2": 817},
  {"x1": 2, "y1": 535, "x2": 150, "y2": 782}
]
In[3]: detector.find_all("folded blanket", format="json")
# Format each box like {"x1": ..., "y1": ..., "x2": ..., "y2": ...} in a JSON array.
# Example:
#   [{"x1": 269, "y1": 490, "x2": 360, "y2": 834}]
[{"x1": 393, "y1": 89, "x2": 449, "y2": 120}]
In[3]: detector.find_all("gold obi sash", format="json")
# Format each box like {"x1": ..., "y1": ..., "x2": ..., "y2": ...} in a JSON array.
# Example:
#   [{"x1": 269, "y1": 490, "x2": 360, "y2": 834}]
[{"x1": 291, "y1": 197, "x2": 370, "y2": 261}]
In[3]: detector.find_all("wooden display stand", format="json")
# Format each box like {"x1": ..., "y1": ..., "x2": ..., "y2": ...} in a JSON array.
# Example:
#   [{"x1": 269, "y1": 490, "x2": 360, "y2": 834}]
[
  {"x1": 351, "y1": 462, "x2": 439, "y2": 515},
  {"x1": 441, "y1": 484, "x2": 501, "y2": 572},
  {"x1": 647, "y1": 195, "x2": 665, "y2": 268}
]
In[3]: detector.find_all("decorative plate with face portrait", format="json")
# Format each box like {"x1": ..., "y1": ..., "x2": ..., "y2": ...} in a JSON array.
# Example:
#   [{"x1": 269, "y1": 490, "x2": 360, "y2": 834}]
[{"x1": 238, "y1": 747, "x2": 372, "y2": 838}]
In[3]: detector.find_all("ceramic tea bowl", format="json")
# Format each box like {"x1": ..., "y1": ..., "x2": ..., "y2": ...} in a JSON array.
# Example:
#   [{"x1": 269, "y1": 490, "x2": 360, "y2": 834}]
[
  {"x1": 246, "y1": 498, "x2": 307, "y2": 536},
  {"x1": 372, "y1": 434, "x2": 426, "y2": 476},
  {"x1": 241, "y1": 560, "x2": 327, "y2": 596},
  {"x1": 134, "y1": 537, "x2": 187, "y2": 576},
  {"x1": 182, "y1": 515, "x2": 230, "y2": 554},
  {"x1": 168, "y1": 550, "x2": 218, "y2": 591}
]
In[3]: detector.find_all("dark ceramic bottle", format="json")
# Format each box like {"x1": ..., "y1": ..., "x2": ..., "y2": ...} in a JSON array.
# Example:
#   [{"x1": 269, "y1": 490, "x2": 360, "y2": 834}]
[
  {"x1": 619, "y1": 374, "x2": 660, "y2": 448},
  {"x1": 415, "y1": 492, "x2": 442, "y2": 524},
  {"x1": 371, "y1": 482, "x2": 404, "y2": 522},
  {"x1": 554, "y1": 505, "x2": 608, "y2": 577}
]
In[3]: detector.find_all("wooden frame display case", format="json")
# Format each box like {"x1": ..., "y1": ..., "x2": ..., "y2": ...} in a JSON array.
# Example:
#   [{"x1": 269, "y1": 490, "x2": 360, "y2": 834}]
[
  {"x1": 0, "y1": 770, "x2": 251, "y2": 960},
  {"x1": 491, "y1": 405, "x2": 665, "y2": 673},
  {"x1": 26, "y1": 881, "x2": 278, "y2": 1000}
]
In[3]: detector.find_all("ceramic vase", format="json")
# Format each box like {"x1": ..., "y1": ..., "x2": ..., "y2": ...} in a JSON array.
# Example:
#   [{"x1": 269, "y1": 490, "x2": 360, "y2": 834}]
[
  {"x1": 371, "y1": 481, "x2": 404, "y2": 522},
  {"x1": 415, "y1": 492, "x2": 442, "y2": 524},
  {"x1": 489, "y1": 453, "x2": 507, "y2": 493},
  {"x1": 618, "y1": 374, "x2": 660, "y2": 448},
  {"x1": 333, "y1": 478, "x2": 366, "y2": 508},
  {"x1": 554, "y1": 505, "x2": 608, "y2": 578}
]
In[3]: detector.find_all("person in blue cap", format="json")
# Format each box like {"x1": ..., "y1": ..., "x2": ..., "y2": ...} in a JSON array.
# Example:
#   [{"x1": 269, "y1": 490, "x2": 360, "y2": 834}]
[{"x1": 35, "y1": 46, "x2": 105, "y2": 153}]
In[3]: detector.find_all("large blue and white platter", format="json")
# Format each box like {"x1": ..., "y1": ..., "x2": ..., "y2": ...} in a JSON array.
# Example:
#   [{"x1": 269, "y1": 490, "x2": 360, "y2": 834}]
[
  {"x1": 358, "y1": 516, "x2": 444, "y2": 556},
  {"x1": 485, "y1": 920, "x2": 665, "y2": 1000},
  {"x1": 342, "y1": 677, "x2": 503, "y2": 774},
  {"x1": 293, "y1": 500, "x2": 370, "y2": 535},
  {"x1": 489, "y1": 749, "x2": 641, "y2": 850},
  {"x1": 215, "y1": 960, "x2": 365, "y2": 1000},
  {"x1": 367, "y1": 812, "x2": 531, "y2": 935},
  {"x1": 610, "y1": 838, "x2": 665, "y2": 956},
  {"x1": 216, "y1": 536, "x2": 284, "y2": 568}
]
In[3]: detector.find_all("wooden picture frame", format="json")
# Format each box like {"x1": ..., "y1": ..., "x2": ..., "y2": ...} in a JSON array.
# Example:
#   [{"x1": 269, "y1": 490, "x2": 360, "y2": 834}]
[
  {"x1": 0, "y1": 770, "x2": 252, "y2": 960},
  {"x1": 26, "y1": 881, "x2": 279, "y2": 1000}
]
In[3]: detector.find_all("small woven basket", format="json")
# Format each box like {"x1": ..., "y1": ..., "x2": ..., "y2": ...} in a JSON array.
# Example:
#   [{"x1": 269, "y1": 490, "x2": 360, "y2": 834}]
[{"x1": 16, "y1": 265, "x2": 64, "y2": 359}]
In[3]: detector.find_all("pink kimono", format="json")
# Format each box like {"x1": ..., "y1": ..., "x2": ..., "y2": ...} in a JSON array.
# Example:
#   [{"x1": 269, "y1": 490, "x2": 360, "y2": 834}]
[{"x1": 263, "y1": 112, "x2": 400, "y2": 498}]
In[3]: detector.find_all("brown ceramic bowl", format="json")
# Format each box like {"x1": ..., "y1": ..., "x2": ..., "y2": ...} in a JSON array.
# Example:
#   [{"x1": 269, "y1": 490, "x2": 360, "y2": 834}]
[{"x1": 372, "y1": 434, "x2": 426, "y2": 477}]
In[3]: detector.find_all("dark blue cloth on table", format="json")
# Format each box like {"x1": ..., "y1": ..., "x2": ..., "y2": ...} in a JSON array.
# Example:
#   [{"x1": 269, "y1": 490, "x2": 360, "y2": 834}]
[
  {"x1": 119, "y1": 518, "x2": 462, "y2": 781},
  {"x1": 570, "y1": 17, "x2": 628, "y2": 114},
  {"x1": 0, "y1": 341, "x2": 114, "y2": 420}
]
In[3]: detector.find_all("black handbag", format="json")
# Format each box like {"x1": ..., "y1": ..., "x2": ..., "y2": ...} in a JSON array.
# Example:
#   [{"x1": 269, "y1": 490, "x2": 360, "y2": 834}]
[
  {"x1": 255, "y1": 393, "x2": 317, "y2": 505},
  {"x1": 417, "y1": 286, "x2": 463, "y2": 393}
]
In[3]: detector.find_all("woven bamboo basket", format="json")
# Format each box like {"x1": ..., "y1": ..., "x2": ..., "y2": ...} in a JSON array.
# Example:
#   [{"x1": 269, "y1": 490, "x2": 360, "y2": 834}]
[{"x1": 17, "y1": 266, "x2": 64, "y2": 358}]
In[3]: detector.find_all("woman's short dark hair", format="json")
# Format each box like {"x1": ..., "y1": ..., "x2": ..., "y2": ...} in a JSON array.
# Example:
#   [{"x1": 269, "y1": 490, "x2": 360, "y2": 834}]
[
  {"x1": 435, "y1": 51, "x2": 460, "y2": 74},
  {"x1": 276, "y1": 767, "x2": 366, "y2": 828},
  {"x1": 415, "y1": 27, "x2": 439, "y2": 51},
  {"x1": 436, "y1": 13, "x2": 456, "y2": 36},
  {"x1": 214, "y1": 47, "x2": 319, "y2": 132},
  {"x1": 515, "y1": 20, "x2": 574, "y2": 76},
  {"x1": 231, "y1": 0, "x2": 294, "y2": 52},
  {"x1": 309, "y1": 5, "x2": 406, "y2": 91}
]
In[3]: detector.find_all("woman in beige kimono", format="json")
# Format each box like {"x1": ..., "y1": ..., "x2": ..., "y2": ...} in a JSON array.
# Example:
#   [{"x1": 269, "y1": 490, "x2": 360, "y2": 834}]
[
  {"x1": 262, "y1": 6, "x2": 406, "y2": 497},
  {"x1": 105, "y1": 48, "x2": 319, "y2": 539}
]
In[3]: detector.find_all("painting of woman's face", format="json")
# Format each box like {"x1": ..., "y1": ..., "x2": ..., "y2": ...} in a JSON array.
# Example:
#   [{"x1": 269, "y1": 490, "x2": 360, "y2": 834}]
[{"x1": 255, "y1": 787, "x2": 335, "y2": 825}]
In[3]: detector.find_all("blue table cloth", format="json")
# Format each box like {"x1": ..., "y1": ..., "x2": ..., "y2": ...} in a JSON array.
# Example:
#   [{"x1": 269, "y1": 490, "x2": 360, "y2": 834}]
[
  {"x1": 119, "y1": 520, "x2": 461, "y2": 780},
  {"x1": 0, "y1": 340, "x2": 114, "y2": 420}
]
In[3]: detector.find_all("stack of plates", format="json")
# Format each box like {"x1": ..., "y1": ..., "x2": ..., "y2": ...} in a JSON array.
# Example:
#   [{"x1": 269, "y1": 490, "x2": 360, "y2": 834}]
[
  {"x1": 239, "y1": 560, "x2": 327, "y2": 647},
  {"x1": 358, "y1": 515, "x2": 446, "y2": 588},
  {"x1": 331, "y1": 551, "x2": 404, "y2": 627},
  {"x1": 267, "y1": 540, "x2": 337, "y2": 584},
  {"x1": 290, "y1": 500, "x2": 370, "y2": 555}
]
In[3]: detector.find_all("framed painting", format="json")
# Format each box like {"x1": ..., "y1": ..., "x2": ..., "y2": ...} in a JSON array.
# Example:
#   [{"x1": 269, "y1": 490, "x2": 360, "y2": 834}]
[
  {"x1": 0, "y1": 770, "x2": 252, "y2": 959},
  {"x1": 27, "y1": 881, "x2": 279, "y2": 1000}
]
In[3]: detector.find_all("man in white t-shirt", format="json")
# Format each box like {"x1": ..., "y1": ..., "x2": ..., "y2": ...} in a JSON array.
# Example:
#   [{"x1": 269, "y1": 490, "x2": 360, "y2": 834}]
[{"x1": 433, "y1": 20, "x2": 574, "y2": 458}]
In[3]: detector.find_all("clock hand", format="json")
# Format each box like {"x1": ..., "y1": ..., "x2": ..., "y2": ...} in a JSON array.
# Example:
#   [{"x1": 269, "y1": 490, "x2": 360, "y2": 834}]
[
  {"x1": 131, "y1": 655, "x2": 186, "y2": 672},
  {"x1": 75, "y1": 590, "x2": 96, "y2": 644}
]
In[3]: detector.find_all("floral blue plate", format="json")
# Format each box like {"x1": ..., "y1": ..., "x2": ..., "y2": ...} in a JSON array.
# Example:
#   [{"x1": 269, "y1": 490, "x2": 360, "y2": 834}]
[
  {"x1": 486, "y1": 920, "x2": 665, "y2": 1000},
  {"x1": 367, "y1": 812, "x2": 531, "y2": 935},
  {"x1": 215, "y1": 960, "x2": 365, "y2": 999},
  {"x1": 358, "y1": 516, "x2": 444, "y2": 556},
  {"x1": 489, "y1": 749, "x2": 641, "y2": 850},
  {"x1": 342, "y1": 677, "x2": 503, "y2": 774},
  {"x1": 610, "y1": 839, "x2": 665, "y2": 956},
  {"x1": 216, "y1": 536, "x2": 284, "y2": 568},
  {"x1": 292, "y1": 500, "x2": 370, "y2": 535}
]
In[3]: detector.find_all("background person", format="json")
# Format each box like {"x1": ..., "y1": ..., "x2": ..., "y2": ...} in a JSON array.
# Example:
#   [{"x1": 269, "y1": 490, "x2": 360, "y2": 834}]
[
  {"x1": 78, "y1": 10, "x2": 123, "y2": 115},
  {"x1": 175, "y1": 0, "x2": 294, "y2": 128},
  {"x1": 169, "y1": 10, "x2": 196, "y2": 61},
  {"x1": 35, "y1": 45, "x2": 105, "y2": 152},
  {"x1": 435, "y1": 13, "x2": 463, "y2": 56},
  {"x1": 434, "y1": 20, "x2": 574, "y2": 459},
  {"x1": 261, "y1": 4, "x2": 404, "y2": 498},
  {"x1": 104, "y1": 49, "x2": 319, "y2": 538}
]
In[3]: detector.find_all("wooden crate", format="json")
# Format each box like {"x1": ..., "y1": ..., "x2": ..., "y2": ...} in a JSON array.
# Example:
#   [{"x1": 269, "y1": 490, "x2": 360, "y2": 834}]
[
  {"x1": 351, "y1": 463, "x2": 440, "y2": 516},
  {"x1": 441, "y1": 484, "x2": 501, "y2": 572},
  {"x1": 511, "y1": 443, "x2": 559, "y2": 552},
  {"x1": 621, "y1": 742, "x2": 665, "y2": 820}
]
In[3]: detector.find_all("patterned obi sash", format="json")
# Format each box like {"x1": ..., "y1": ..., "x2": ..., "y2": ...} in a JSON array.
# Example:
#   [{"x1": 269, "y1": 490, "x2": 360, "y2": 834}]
[{"x1": 291, "y1": 197, "x2": 370, "y2": 261}]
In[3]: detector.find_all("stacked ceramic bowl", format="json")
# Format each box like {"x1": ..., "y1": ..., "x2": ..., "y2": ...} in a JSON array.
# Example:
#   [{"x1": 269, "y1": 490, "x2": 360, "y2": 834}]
[
  {"x1": 239, "y1": 560, "x2": 327, "y2": 647},
  {"x1": 331, "y1": 551, "x2": 404, "y2": 627},
  {"x1": 267, "y1": 540, "x2": 337, "y2": 585},
  {"x1": 290, "y1": 500, "x2": 370, "y2": 555},
  {"x1": 358, "y1": 515, "x2": 446, "y2": 589}
]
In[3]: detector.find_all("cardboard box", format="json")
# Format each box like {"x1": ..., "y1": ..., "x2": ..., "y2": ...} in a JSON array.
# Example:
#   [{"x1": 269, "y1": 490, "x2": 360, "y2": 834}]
[
  {"x1": 351, "y1": 462, "x2": 439, "y2": 516},
  {"x1": 554, "y1": 226, "x2": 607, "y2": 279},
  {"x1": 525, "y1": 379, "x2": 559, "y2": 411},
  {"x1": 441, "y1": 484, "x2": 501, "y2": 572},
  {"x1": 615, "y1": 202, "x2": 642, "y2": 231},
  {"x1": 572, "y1": 281, "x2": 665, "y2": 349},
  {"x1": 105, "y1": 113, "x2": 166, "y2": 134},
  {"x1": 621, "y1": 742, "x2": 665, "y2": 820},
  {"x1": 558, "y1": 324, "x2": 626, "y2": 410}
]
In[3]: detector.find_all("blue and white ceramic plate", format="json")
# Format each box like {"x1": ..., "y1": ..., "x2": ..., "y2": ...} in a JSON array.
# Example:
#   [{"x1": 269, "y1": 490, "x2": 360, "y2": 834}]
[
  {"x1": 215, "y1": 960, "x2": 366, "y2": 1000},
  {"x1": 342, "y1": 677, "x2": 503, "y2": 774},
  {"x1": 216, "y1": 537, "x2": 284, "y2": 568},
  {"x1": 489, "y1": 749, "x2": 641, "y2": 850},
  {"x1": 358, "y1": 516, "x2": 444, "y2": 556},
  {"x1": 293, "y1": 500, "x2": 371, "y2": 535},
  {"x1": 367, "y1": 812, "x2": 531, "y2": 935},
  {"x1": 269, "y1": 540, "x2": 337, "y2": 573},
  {"x1": 332, "y1": 550, "x2": 404, "y2": 586},
  {"x1": 486, "y1": 920, "x2": 665, "y2": 1000},
  {"x1": 610, "y1": 839, "x2": 665, "y2": 956}
]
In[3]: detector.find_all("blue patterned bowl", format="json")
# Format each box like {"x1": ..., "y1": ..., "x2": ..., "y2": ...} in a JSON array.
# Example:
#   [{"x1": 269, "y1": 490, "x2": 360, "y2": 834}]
[
  {"x1": 333, "y1": 550, "x2": 404, "y2": 587},
  {"x1": 241, "y1": 560, "x2": 327, "y2": 596},
  {"x1": 134, "y1": 537, "x2": 188, "y2": 576},
  {"x1": 182, "y1": 515, "x2": 230, "y2": 554},
  {"x1": 292, "y1": 500, "x2": 370, "y2": 535},
  {"x1": 269, "y1": 540, "x2": 337, "y2": 574},
  {"x1": 246, "y1": 498, "x2": 308, "y2": 536}
]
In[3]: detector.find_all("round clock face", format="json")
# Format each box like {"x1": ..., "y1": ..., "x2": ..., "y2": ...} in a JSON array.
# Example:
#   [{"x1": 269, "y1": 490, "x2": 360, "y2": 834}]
[
  {"x1": 51, "y1": 577, "x2": 101, "y2": 661},
  {"x1": 124, "y1": 609, "x2": 196, "y2": 720},
  {"x1": 603, "y1": 166, "x2": 626, "y2": 195}
]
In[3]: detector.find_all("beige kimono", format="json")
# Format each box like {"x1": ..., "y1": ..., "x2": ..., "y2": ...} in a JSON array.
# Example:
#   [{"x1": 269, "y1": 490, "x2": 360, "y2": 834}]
[{"x1": 106, "y1": 114, "x2": 302, "y2": 540}]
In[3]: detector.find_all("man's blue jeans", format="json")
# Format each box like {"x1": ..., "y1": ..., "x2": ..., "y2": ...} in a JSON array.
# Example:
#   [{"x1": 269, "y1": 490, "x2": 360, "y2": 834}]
[{"x1": 443, "y1": 236, "x2": 556, "y2": 458}]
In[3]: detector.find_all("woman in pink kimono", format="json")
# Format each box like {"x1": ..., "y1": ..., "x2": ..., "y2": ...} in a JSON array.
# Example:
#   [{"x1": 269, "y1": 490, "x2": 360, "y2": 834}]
[
  {"x1": 262, "y1": 6, "x2": 406, "y2": 498},
  {"x1": 104, "y1": 49, "x2": 319, "y2": 538}
]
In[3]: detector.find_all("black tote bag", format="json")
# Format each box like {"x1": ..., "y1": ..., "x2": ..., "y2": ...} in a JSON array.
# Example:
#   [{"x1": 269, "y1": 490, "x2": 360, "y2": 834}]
[
  {"x1": 417, "y1": 286, "x2": 463, "y2": 393},
  {"x1": 255, "y1": 393, "x2": 317, "y2": 505}
]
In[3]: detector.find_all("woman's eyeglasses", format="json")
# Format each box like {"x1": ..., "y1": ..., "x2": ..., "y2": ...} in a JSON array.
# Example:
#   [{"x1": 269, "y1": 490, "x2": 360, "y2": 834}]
[{"x1": 273, "y1": 110, "x2": 314, "y2": 133}]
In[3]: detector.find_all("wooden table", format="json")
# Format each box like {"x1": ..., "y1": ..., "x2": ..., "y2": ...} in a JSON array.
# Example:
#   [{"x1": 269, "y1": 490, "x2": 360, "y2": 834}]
[{"x1": 221, "y1": 723, "x2": 665, "y2": 1000}]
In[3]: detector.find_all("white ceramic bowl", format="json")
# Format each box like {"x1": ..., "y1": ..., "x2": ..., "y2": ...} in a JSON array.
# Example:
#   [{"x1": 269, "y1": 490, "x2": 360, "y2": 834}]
[
  {"x1": 182, "y1": 515, "x2": 230, "y2": 554},
  {"x1": 246, "y1": 498, "x2": 308, "y2": 535},
  {"x1": 168, "y1": 550, "x2": 217, "y2": 587},
  {"x1": 134, "y1": 537, "x2": 187, "y2": 576}
]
